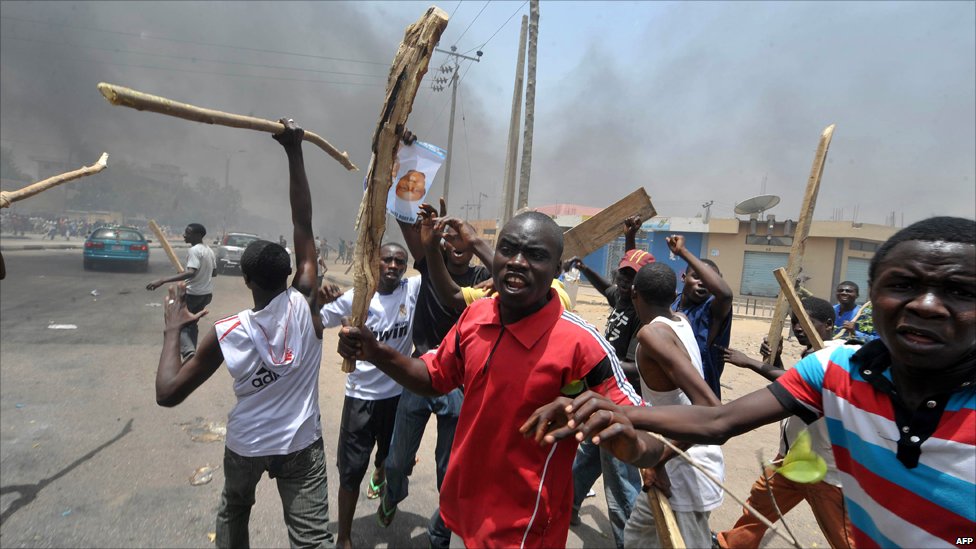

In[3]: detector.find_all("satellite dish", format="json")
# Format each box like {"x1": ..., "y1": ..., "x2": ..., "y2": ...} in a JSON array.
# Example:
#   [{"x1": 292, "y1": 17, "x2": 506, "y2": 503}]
[{"x1": 734, "y1": 194, "x2": 781, "y2": 219}]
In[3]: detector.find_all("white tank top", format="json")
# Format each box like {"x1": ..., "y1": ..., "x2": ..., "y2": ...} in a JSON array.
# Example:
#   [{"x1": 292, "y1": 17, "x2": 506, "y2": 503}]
[{"x1": 639, "y1": 315, "x2": 725, "y2": 513}]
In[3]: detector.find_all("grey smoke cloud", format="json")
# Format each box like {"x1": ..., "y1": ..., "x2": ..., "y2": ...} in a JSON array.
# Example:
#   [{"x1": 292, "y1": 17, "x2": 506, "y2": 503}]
[{"x1": 1, "y1": 0, "x2": 973, "y2": 239}]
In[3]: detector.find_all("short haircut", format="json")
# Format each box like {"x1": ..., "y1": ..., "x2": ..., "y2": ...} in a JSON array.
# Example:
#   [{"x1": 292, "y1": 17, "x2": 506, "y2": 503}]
[
  {"x1": 798, "y1": 296, "x2": 836, "y2": 326},
  {"x1": 186, "y1": 223, "x2": 206, "y2": 237},
  {"x1": 506, "y1": 211, "x2": 564, "y2": 259},
  {"x1": 869, "y1": 216, "x2": 976, "y2": 283},
  {"x1": 687, "y1": 258, "x2": 722, "y2": 277},
  {"x1": 837, "y1": 280, "x2": 859, "y2": 292},
  {"x1": 634, "y1": 263, "x2": 678, "y2": 306},
  {"x1": 380, "y1": 241, "x2": 407, "y2": 256},
  {"x1": 240, "y1": 240, "x2": 291, "y2": 291}
]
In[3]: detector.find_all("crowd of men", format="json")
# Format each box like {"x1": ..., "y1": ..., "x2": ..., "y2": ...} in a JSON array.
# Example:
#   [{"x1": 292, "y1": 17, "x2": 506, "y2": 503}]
[{"x1": 150, "y1": 121, "x2": 974, "y2": 548}]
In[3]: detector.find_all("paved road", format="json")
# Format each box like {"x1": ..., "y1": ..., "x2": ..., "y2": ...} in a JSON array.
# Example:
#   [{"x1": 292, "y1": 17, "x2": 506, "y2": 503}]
[{"x1": 0, "y1": 250, "x2": 615, "y2": 548}]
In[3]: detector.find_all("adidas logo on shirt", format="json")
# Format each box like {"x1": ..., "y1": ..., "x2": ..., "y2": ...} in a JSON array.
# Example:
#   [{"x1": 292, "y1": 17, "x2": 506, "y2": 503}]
[{"x1": 250, "y1": 367, "x2": 281, "y2": 389}]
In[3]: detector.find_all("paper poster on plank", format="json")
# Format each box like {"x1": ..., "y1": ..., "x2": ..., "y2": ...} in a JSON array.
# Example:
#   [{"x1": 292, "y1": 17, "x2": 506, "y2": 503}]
[{"x1": 385, "y1": 140, "x2": 446, "y2": 223}]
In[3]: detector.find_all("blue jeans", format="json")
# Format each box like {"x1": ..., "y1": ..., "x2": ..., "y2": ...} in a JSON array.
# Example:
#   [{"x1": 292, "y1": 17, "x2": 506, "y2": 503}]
[
  {"x1": 216, "y1": 438, "x2": 335, "y2": 549},
  {"x1": 384, "y1": 388, "x2": 463, "y2": 549},
  {"x1": 572, "y1": 440, "x2": 641, "y2": 549}
]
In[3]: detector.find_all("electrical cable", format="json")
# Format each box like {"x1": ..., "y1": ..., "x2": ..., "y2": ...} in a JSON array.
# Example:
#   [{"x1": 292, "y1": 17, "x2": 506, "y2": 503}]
[
  {"x1": 452, "y1": 1, "x2": 490, "y2": 46},
  {"x1": 0, "y1": 15, "x2": 390, "y2": 66},
  {"x1": 0, "y1": 34, "x2": 387, "y2": 78},
  {"x1": 0, "y1": 41, "x2": 385, "y2": 87},
  {"x1": 463, "y1": 0, "x2": 527, "y2": 55}
]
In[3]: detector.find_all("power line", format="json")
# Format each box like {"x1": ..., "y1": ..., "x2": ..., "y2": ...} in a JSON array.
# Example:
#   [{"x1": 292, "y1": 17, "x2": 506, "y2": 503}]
[
  {"x1": 448, "y1": 0, "x2": 464, "y2": 21},
  {"x1": 453, "y1": 1, "x2": 491, "y2": 46},
  {"x1": 0, "y1": 15, "x2": 390, "y2": 66},
  {"x1": 0, "y1": 34, "x2": 388, "y2": 79},
  {"x1": 0, "y1": 41, "x2": 385, "y2": 87},
  {"x1": 463, "y1": 0, "x2": 528, "y2": 55}
]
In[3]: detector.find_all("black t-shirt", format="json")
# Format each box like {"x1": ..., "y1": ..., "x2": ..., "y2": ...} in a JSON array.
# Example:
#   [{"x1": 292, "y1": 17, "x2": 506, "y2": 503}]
[
  {"x1": 603, "y1": 285, "x2": 641, "y2": 362},
  {"x1": 412, "y1": 257, "x2": 490, "y2": 356}
]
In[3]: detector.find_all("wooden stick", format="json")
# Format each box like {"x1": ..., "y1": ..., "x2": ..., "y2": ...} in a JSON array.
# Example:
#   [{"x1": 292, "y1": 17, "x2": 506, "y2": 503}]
[
  {"x1": 96, "y1": 83, "x2": 358, "y2": 171},
  {"x1": 343, "y1": 6, "x2": 449, "y2": 373},
  {"x1": 832, "y1": 300, "x2": 871, "y2": 340},
  {"x1": 772, "y1": 267, "x2": 824, "y2": 350},
  {"x1": 765, "y1": 124, "x2": 835, "y2": 364},
  {"x1": 647, "y1": 433, "x2": 802, "y2": 549},
  {"x1": 641, "y1": 475, "x2": 685, "y2": 549},
  {"x1": 0, "y1": 153, "x2": 108, "y2": 209},
  {"x1": 148, "y1": 219, "x2": 184, "y2": 273},
  {"x1": 561, "y1": 187, "x2": 657, "y2": 262}
]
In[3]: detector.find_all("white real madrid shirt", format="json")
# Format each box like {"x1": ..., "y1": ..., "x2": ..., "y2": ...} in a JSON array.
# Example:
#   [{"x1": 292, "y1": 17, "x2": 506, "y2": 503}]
[{"x1": 320, "y1": 276, "x2": 421, "y2": 400}]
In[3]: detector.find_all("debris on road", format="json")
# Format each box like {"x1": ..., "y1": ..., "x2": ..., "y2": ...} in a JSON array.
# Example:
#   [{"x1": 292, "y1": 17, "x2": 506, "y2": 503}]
[
  {"x1": 47, "y1": 324, "x2": 77, "y2": 330},
  {"x1": 190, "y1": 465, "x2": 218, "y2": 486}
]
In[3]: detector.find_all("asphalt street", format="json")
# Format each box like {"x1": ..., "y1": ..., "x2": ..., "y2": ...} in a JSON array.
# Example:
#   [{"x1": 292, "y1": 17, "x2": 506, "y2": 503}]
[{"x1": 0, "y1": 249, "x2": 615, "y2": 548}]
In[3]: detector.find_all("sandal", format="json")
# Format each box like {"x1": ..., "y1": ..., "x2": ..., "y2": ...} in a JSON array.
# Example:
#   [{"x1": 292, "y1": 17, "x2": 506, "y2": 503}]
[
  {"x1": 376, "y1": 496, "x2": 397, "y2": 528},
  {"x1": 366, "y1": 471, "x2": 386, "y2": 500}
]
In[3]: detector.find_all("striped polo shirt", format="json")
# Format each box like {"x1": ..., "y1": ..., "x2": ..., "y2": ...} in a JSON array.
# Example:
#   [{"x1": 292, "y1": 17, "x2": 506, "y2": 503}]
[{"x1": 771, "y1": 341, "x2": 976, "y2": 548}]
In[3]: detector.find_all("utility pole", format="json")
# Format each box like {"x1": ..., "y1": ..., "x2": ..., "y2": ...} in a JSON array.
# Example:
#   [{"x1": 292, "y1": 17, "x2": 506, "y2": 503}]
[
  {"x1": 516, "y1": 0, "x2": 539, "y2": 211},
  {"x1": 501, "y1": 15, "x2": 528, "y2": 226},
  {"x1": 432, "y1": 46, "x2": 481, "y2": 208},
  {"x1": 701, "y1": 200, "x2": 714, "y2": 223}
]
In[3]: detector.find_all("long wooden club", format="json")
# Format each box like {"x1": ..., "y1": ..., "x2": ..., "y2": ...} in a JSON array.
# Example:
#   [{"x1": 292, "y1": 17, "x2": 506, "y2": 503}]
[
  {"x1": 765, "y1": 124, "x2": 835, "y2": 364},
  {"x1": 342, "y1": 6, "x2": 449, "y2": 373},
  {"x1": 96, "y1": 83, "x2": 357, "y2": 171},
  {"x1": 0, "y1": 153, "x2": 108, "y2": 209}
]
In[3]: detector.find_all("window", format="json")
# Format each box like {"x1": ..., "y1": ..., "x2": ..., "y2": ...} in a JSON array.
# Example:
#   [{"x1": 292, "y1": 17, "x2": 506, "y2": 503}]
[
  {"x1": 745, "y1": 235, "x2": 793, "y2": 246},
  {"x1": 849, "y1": 240, "x2": 879, "y2": 252},
  {"x1": 227, "y1": 235, "x2": 258, "y2": 248},
  {"x1": 482, "y1": 228, "x2": 496, "y2": 235}
]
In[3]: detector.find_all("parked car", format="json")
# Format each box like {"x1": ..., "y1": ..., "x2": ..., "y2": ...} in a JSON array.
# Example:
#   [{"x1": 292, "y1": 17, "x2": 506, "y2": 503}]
[
  {"x1": 83, "y1": 226, "x2": 150, "y2": 271},
  {"x1": 215, "y1": 232, "x2": 260, "y2": 274}
]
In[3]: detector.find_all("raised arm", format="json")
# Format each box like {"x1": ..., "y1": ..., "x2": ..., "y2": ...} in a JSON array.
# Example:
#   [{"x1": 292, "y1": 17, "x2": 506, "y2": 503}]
[
  {"x1": 394, "y1": 131, "x2": 426, "y2": 263},
  {"x1": 668, "y1": 235, "x2": 733, "y2": 332},
  {"x1": 623, "y1": 214, "x2": 641, "y2": 252},
  {"x1": 273, "y1": 119, "x2": 316, "y2": 295},
  {"x1": 421, "y1": 207, "x2": 468, "y2": 310},
  {"x1": 438, "y1": 215, "x2": 493, "y2": 267}
]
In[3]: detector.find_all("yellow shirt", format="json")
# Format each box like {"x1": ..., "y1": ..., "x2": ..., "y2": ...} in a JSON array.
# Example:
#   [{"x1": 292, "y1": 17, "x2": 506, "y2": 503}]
[{"x1": 460, "y1": 279, "x2": 573, "y2": 310}]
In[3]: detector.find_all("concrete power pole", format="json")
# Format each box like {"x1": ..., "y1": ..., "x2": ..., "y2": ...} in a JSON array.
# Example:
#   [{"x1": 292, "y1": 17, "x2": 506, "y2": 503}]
[
  {"x1": 433, "y1": 46, "x2": 481, "y2": 209},
  {"x1": 516, "y1": 0, "x2": 539, "y2": 211},
  {"x1": 500, "y1": 15, "x2": 529, "y2": 226}
]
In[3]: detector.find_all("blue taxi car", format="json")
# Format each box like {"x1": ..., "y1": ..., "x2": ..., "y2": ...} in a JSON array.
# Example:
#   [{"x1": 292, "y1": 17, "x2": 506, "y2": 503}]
[{"x1": 83, "y1": 226, "x2": 150, "y2": 271}]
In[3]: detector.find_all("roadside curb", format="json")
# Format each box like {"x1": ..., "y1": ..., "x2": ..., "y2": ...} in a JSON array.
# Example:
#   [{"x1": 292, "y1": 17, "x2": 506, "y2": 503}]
[{"x1": 1, "y1": 242, "x2": 190, "y2": 252}]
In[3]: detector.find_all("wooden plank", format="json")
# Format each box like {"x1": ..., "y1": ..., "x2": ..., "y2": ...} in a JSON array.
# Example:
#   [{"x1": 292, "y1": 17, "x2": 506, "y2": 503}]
[
  {"x1": 645, "y1": 482, "x2": 685, "y2": 549},
  {"x1": 765, "y1": 124, "x2": 835, "y2": 364},
  {"x1": 772, "y1": 267, "x2": 824, "y2": 351},
  {"x1": 561, "y1": 187, "x2": 656, "y2": 261},
  {"x1": 148, "y1": 219, "x2": 184, "y2": 273},
  {"x1": 343, "y1": 6, "x2": 449, "y2": 373}
]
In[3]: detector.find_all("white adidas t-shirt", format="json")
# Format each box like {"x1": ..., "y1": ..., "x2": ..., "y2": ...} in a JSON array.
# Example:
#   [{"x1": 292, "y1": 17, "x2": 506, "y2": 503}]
[
  {"x1": 215, "y1": 288, "x2": 323, "y2": 457},
  {"x1": 185, "y1": 243, "x2": 216, "y2": 296},
  {"x1": 320, "y1": 276, "x2": 420, "y2": 400}
]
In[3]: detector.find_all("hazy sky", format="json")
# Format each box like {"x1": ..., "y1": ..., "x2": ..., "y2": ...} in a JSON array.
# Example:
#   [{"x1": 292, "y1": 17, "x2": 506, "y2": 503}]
[{"x1": 1, "y1": 1, "x2": 973, "y2": 237}]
